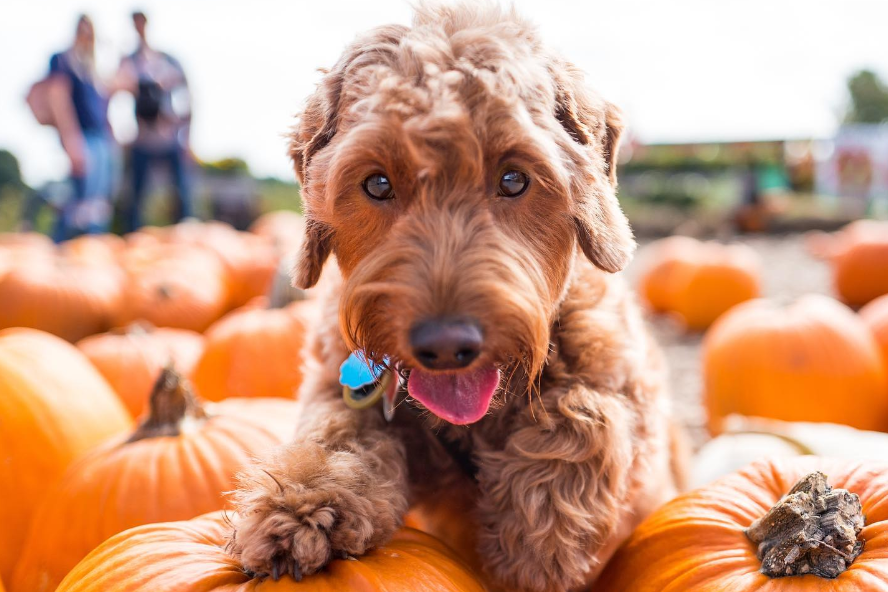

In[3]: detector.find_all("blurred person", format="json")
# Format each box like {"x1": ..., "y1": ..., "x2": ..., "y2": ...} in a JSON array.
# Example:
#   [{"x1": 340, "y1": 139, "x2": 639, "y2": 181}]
[
  {"x1": 45, "y1": 15, "x2": 119, "y2": 240},
  {"x1": 118, "y1": 11, "x2": 193, "y2": 231}
]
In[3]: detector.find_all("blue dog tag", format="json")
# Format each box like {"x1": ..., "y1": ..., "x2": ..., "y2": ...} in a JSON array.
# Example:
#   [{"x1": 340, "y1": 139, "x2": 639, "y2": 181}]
[{"x1": 339, "y1": 351, "x2": 387, "y2": 389}]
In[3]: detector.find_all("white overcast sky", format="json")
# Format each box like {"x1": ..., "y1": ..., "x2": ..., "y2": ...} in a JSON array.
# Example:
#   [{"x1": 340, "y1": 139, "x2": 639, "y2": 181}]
[{"x1": 1, "y1": 0, "x2": 885, "y2": 186}]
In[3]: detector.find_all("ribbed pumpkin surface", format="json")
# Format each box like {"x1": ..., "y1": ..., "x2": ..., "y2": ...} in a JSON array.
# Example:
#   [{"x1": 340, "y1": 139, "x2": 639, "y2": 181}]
[
  {"x1": 596, "y1": 457, "x2": 888, "y2": 592},
  {"x1": 56, "y1": 513, "x2": 485, "y2": 592},
  {"x1": 192, "y1": 300, "x2": 310, "y2": 401},
  {"x1": 12, "y1": 374, "x2": 299, "y2": 592},
  {"x1": 0, "y1": 328, "x2": 132, "y2": 582}
]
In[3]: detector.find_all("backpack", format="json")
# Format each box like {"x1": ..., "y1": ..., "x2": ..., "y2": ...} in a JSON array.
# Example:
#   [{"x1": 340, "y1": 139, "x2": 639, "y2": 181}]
[
  {"x1": 26, "y1": 78, "x2": 55, "y2": 127},
  {"x1": 135, "y1": 80, "x2": 163, "y2": 122}
]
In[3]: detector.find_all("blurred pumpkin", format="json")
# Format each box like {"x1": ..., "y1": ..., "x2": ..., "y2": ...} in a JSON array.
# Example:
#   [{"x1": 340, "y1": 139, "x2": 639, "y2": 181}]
[
  {"x1": 638, "y1": 235, "x2": 700, "y2": 313},
  {"x1": 0, "y1": 231, "x2": 54, "y2": 252},
  {"x1": 861, "y1": 293, "x2": 888, "y2": 378},
  {"x1": 77, "y1": 323, "x2": 205, "y2": 417},
  {"x1": 11, "y1": 367, "x2": 300, "y2": 592},
  {"x1": 59, "y1": 233, "x2": 126, "y2": 265},
  {"x1": 639, "y1": 237, "x2": 761, "y2": 330},
  {"x1": 249, "y1": 209, "x2": 305, "y2": 255},
  {"x1": 596, "y1": 457, "x2": 888, "y2": 592},
  {"x1": 192, "y1": 280, "x2": 311, "y2": 401},
  {"x1": 827, "y1": 220, "x2": 888, "y2": 306},
  {"x1": 145, "y1": 221, "x2": 281, "y2": 309},
  {"x1": 703, "y1": 294, "x2": 888, "y2": 434},
  {"x1": 56, "y1": 513, "x2": 485, "y2": 592},
  {"x1": 117, "y1": 244, "x2": 230, "y2": 332},
  {"x1": 0, "y1": 328, "x2": 132, "y2": 583},
  {"x1": 0, "y1": 255, "x2": 124, "y2": 341}
]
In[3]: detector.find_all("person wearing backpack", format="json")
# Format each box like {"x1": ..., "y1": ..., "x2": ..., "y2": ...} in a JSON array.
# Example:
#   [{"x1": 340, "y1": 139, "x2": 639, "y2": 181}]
[
  {"x1": 43, "y1": 14, "x2": 120, "y2": 240},
  {"x1": 118, "y1": 11, "x2": 193, "y2": 232}
]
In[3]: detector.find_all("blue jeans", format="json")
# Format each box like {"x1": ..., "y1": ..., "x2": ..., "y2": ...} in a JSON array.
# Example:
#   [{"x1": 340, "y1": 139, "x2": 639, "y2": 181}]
[
  {"x1": 53, "y1": 131, "x2": 118, "y2": 241},
  {"x1": 126, "y1": 144, "x2": 193, "y2": 232}
]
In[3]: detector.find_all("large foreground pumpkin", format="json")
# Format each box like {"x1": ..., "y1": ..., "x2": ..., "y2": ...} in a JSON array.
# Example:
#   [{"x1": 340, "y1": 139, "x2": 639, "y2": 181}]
[
  {"x1": 703, "y1": 294, "x2": 888, "y2": 433},
  {"x1": 597, "y1": 456, "x2": 888, "y2": 591},
  {"x1": 0, "y1": 329, "x2": 132, "y2": 583},
  {"x1": 11, "y1": 368, "x2": 300, "y2": 592},
  {"x1": 77, "y1": 323, "x2": 205, "y2": 417},
  {"x1": 192, "y1": 295, "x2": 311, "y2": 401},
  {"x1": 56, "y1": 513, "x2": 485, "y2": 592}
]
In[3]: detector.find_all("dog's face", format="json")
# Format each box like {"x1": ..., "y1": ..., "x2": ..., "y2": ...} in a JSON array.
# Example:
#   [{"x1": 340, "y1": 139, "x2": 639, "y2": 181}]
[{"x1": 291, "y1": 6, "x2": 634, "y2": 424}]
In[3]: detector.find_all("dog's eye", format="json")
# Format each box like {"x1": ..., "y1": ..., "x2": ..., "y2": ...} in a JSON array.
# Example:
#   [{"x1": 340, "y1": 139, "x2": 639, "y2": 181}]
[
  {"x1": 498, "y1": 170, "x2": 529, "y2": 198},
  {"x1": 362, "y1": 173, "x2": 394, "y2": 200}
]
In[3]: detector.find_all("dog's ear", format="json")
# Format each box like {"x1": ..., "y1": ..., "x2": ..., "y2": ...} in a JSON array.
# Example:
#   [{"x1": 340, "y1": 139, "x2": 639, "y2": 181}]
[
  {"x1": 553, "y1": 65, "x2": 635, "y2": 273},
  {"x1": 288, "y1": 72, "x2": 342, "y2": 289},
  {"x1": 289, "y1": 25, "x2": 409, "y2": 288}
]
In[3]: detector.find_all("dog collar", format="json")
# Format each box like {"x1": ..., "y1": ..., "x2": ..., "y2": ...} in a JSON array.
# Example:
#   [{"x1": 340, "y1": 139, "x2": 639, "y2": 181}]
[{"x1": 339, "y1": 351, "x2": 398, "y2": 420}]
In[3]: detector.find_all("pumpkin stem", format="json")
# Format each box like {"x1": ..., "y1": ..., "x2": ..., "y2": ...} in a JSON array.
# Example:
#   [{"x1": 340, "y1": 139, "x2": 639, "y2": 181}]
[
  {"x1": 268, "y1": 256, "x2": 307, "y2": 309},
  {"x1": 745, "y1": 471, "x2": 864, "y2": 579},
  {"x1": 127, "y1": 365, "x2": 208, "y2": 442}
]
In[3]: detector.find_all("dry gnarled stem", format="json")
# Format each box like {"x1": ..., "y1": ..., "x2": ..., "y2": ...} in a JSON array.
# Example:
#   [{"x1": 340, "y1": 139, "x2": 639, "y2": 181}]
[
  {"x1": 127, "y1": 365, "x2": 208, "y2": 442},
  {"x1": 745, "y1": 471, "x2": 865, "y2": 578}
]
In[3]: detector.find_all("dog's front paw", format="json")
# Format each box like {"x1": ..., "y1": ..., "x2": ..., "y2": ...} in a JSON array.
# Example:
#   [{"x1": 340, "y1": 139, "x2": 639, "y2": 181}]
[{"x1": 227, "y1": 443, "x2": 405, "y2": 579}]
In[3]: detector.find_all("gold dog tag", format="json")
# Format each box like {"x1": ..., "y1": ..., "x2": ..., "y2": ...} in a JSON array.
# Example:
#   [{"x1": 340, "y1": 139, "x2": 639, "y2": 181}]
[{"x1": 342, "y1": 371, "x2": 393, "y2": 410}]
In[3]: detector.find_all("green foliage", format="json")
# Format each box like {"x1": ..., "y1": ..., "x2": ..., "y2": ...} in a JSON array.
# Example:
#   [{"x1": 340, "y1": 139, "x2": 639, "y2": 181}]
[
  {"x1": 0, "y1": 149, "x2": 26, "y2": 192},
  {"x1": 257, "y1": 177, "x2": 302, "y2": 214},
  {"x1": 845, "y1": 70, "x2": 888, "y2": 124},
  {"x1": 199, "y1": 157, "x2": 251, "y2": 176}
]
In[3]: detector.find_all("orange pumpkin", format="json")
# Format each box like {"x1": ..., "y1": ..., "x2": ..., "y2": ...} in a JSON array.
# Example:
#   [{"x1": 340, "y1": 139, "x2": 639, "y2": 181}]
[
  {"x1": 140, "y1": 221, "x2": 281, "y2": 309},
  {"x1": 596, "y1": 456, "x2": 888, "y2": 592},
  {"x1": 0, "y1": 256, "x2": 125, "y2": 341},
  {"x1": 638, "y1": 235, "x2": 700, "y2": 313},
  {"x1": 703, "y1": 294, "x2": 888, "y2": 434},
  {"x1": 192, "y1": 295, "x2": 311, "y2": 401},
  {"x1": 77, "y1": 323, "x2": 205, "y2": 417},
  {"x1": 11, "y1": 368, "x2": 300, "y2": 592},
  {"x1": 117, "y1": 244, "x2": 230, "y2": 332},
  {"x1": 0, "y1": 329, "x2": 132, "y2": 583},
  {"x1": 59, "y1": 234, "x2": 126, "y2": 265},
  {"x1": 0, "y1": 231, "x2": 54, "y2": 252},
  {"x1": 56, "y1": 512, "x2": 484, "y2": 592},
  {"x1": 639, "y1": 237, "x2": 761, "y2": 330},
  {"x1": 828, "y1": 220, "x2": 888, "y2": 306},
  {"x1": 861, "y1": 293, "x2": 888, "y2": 384}
]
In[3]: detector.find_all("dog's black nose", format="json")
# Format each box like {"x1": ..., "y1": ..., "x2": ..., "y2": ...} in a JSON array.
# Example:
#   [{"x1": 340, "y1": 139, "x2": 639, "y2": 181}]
[{"x1": 410, "y1": 317, "x2": 483, "y2": 370}]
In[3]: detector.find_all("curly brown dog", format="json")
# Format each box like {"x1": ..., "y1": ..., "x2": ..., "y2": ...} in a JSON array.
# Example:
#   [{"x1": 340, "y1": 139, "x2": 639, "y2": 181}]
[{"x1": 228, "y1": 4, "x2": 683, "y2": 591}]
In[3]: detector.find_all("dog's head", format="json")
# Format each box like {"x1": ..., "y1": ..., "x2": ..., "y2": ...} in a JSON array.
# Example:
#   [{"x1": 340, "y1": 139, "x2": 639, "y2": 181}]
[{"x1": 290, "y1": 4, "x2": 634, "y2": 424}]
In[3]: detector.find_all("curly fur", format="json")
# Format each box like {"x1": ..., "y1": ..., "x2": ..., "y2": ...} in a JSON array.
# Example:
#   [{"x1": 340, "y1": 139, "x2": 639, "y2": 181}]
[{"x1": 227, "y1": 4, "x2": 684, "y2": 591}]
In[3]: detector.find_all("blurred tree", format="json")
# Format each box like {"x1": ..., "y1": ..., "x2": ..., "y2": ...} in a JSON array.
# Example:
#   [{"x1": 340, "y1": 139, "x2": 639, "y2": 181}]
[
  {"x1": 0, "y1": 149, "x2": 26, "y2": 192},
  {"x1": 845, "y1": 70, "x2": 888, "y2": 124}
]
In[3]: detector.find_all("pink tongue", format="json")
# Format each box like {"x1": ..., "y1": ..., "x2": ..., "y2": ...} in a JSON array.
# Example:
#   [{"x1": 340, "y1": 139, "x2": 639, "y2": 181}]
[{"x1": 407, "y1": 366, "x2": 500, "y2": 425}]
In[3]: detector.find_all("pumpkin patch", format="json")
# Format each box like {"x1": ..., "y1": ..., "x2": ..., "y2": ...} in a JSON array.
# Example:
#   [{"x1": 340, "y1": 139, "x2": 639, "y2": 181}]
[{"x1": 10, "y1": 368, "x2": 300, "y2": 592}]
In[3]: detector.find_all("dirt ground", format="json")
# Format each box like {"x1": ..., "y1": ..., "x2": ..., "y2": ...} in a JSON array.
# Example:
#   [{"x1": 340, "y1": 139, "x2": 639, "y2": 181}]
[{"x1": 624, "y1": 233, "x2": 832, "y2": 446}]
